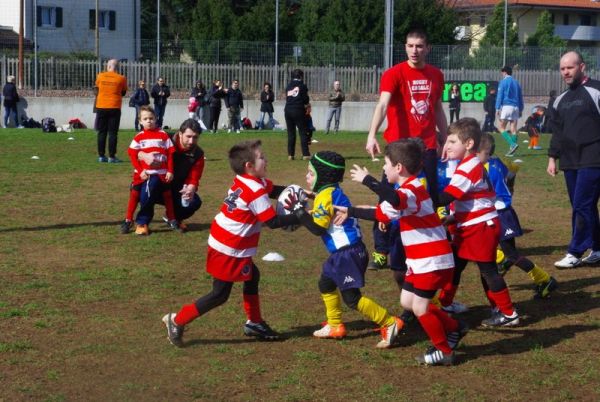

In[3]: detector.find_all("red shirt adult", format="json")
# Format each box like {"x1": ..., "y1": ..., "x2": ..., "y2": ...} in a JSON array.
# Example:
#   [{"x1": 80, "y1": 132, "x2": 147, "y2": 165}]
[{"x1": 380, "y1": 61, "x2": 444, "y2": 150}]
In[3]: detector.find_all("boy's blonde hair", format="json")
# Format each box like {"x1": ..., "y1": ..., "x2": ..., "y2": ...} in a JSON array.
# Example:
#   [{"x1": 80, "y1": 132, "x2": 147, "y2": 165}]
[
  {"x1": 229, "y1": 140, "x2": 262, "y2": 175},
  {"x1": 138, "y1": 105, "x2": 156, "y2": 119},
  {"x1": 448, "y1": 117, "x2": 482, "y2": 151}
]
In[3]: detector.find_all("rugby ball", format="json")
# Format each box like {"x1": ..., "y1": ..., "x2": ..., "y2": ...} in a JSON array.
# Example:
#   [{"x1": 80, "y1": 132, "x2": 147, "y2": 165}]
[{"x1": 275, "y1": 184, "x2": 308, "y2": 232}]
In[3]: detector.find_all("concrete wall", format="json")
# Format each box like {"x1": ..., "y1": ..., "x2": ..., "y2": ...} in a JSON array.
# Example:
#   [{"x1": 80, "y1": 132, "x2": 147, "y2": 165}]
[{"x1": 13, "y1": 97, "x2": 544, "y2": 131}]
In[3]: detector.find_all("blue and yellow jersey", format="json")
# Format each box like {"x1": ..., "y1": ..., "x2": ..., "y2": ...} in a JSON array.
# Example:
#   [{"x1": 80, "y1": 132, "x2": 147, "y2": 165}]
[
  {"x1": 484, "y1": 156, "x2": 512, "y2": 209},
  {"x1": 312, "y1": 184, "x2": 362, "y2": 253}
]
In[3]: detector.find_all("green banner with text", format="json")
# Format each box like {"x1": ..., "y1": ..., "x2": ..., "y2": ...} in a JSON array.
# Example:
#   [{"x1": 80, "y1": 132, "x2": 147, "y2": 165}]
[{"x1": 443, "y1": 81, "x2": 498, "y2": 103}]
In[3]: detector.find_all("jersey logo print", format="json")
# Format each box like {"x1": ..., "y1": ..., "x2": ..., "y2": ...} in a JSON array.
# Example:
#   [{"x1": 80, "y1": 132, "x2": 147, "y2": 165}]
[
  {"x1": 224, "y1": 188, "x2": 243, "y2": 212},
  {"x1": 504, "y1": 228, "x2": 514, "y2": 236},
  {"x1": 312, "y1": 204, "x2": 329, "y2": 219},
  {"x1": 343, "y1": 275, "x2": 355, "y2": 284}
]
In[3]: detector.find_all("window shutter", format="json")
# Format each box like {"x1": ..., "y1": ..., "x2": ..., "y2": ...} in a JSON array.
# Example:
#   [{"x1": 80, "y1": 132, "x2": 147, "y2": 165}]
[
  {"x1": 55, "y1": 8, "x2": 63, "y2": 28},
  {"x1": 89, "y1": 10, "x2": 95, "y2": 29},
  {"x1": 36, "y1": 6, "x2": 41, "y2": 26},
  {"x1": 109, "y1": 11, "x2": 116, "y2": 31}
]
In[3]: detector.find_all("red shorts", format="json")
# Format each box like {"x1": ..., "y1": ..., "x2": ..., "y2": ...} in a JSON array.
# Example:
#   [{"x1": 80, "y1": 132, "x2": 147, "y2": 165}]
[
  {"x1": 404, "y1": 267, "x2": 454, "y2": 292},
  {"x1": 453, "y1": 218, "x2": 500, "y2": 262},
  {"x1": 206, "y1": 246, "x2": 254, "y2": 282}
]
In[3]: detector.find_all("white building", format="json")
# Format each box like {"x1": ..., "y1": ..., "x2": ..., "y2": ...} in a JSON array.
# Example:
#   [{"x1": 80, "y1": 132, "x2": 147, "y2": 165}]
[{"x1": 0, "y1": 0, "x2": 141, "y2": 60}]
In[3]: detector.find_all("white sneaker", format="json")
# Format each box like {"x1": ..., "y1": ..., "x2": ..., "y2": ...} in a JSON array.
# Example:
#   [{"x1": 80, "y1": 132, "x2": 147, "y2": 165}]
[
  {"x1": 554, "y1": 253, "x2": 582, "y2": 268},
  {"x1": 227, "y1": 129, "x2": 232, "y2": 133},
  {"x1": 581, "y1": 250, "x2": 600, "y2": 264},
  {"x1": 236, "y1": 129, "x2": 240, "y2": 134},
  {"x1": 441, "y1": 301, "x2": 469, "y2": 314}
]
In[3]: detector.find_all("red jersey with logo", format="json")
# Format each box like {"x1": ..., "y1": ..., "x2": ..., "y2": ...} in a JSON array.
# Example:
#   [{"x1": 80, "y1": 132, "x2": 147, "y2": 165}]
[
  {"x1": 128, "y1": 128, "x2": 175, "y2": 185},
  {"x1": 380, "y1": 61, "x2": 444, "y2": 149},
  {"x1": 375, "y1": 176, "x2": 453, "y2": 274},
  {"x1": 208, "y1": 175, "x2": 276, "y2": 259},
  {"x1": 443, "y1": 154, "x2": 498, "y2": 227}
]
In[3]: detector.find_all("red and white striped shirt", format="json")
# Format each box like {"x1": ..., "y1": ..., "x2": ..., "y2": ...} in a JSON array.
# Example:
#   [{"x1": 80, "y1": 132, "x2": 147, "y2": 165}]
[
  {"x1": 208, "y1": 174, "x2": 276, "y2": 258},
  {"x1": 443, "y1": 154, "x2": 497, "y2": 227},
  {"x1": 375, "y1": 176, "x2": 454, "y2": 273},
  {"x1": 128, "y1": 128, "x2": 175, "y2": 185}
]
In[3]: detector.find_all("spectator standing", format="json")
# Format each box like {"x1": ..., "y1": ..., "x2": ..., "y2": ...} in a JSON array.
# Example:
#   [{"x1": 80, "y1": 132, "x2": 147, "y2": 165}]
[
  {"x1": 496, "y1": 66, "x2": 524, "y2": 156},
  {"x1": 131, "y1": 80, "x2": 150, "y2": 131},
  {"x1": 2, "y1": 75, "x2": 21, "y2": 128},
  {"x1": 547, "y1": 51, "x2": 600, "y2": 268},
  {"x1": 190, "y1": 81, "x2": 207, "y2": 123},
  {"x1": 225, "y1": 79, "x2": 244, "y2": 133},
  {"x1": 151, "y1": 77, "x2": 171, "y2": 128},
  {"x1": 284, "y1": 69, "x2": 311, "y2": 160},
  {"x1": 207, "y1": 79, "x2": 227, "y2": 133},
  {"x1": 94, "y1": 59, "x2": 127, "y2": 163},
  {"x1": 325, "y1": 80, "x2": 345, "y2": 134},
  {"x1": 483, "y1": 87, "x2": 498, "y2": 133},
  {"x1": 364, "y1": 29, "x2": 447, "y2": 272},
  {"x1": 448, "y1": 83, "x2": 461, "y2": 123},
  {"x1": 258, "y1": 82, "x2": 275, "y2": 129}
]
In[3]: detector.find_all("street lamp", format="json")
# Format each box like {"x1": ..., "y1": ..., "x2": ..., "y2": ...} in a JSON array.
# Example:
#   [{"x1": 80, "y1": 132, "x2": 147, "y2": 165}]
[
  {"x1": 503, "y1": 0, "x2": 507, "y2": 66},
  {"x1": 157, "y1": 0, "x2": 160, "y2": 78}
]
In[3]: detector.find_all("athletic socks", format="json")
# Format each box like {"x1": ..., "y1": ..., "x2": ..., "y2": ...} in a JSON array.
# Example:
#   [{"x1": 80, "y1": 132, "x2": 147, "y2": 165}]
[
  {"x1": 357, "y1": 296, "x2": 395, "y2": 327},
  {"x1": 501, "y1": 130, "x2": 514, "y2": 146},
  {"x1": 437, "y1": 284, "x2": 458, "y2": 307},
  {"x1": 488, "y1": 288, "x2": 515, "y2": 316},
  {"x1": 243, "y1": 294, "x2": 262, "y2": 323},
  {"x1": 162, "y1": 190, "x2": 176, "y2": 221},
  {"x1": 527, "y1": 264, "x2": 551, "y2": 285},
  {"x1": 428, "y1": 304, "x2": 459, "y2": 333},
  {"x1": 321, "y1": 291, "x2": 343, "y2": 326},
  {"x1": 174, "y1": 303, "x2": 200, "y2": 326},
  {"x1": 417, "y1": 312, "x2": 452, "y2": 354},
  {"x1": 126, "y1": 189, "x2": 140, "y2": 221}
]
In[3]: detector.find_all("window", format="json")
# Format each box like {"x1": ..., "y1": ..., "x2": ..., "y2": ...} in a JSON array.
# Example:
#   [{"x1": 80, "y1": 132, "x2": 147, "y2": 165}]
[
  {"x1": 580, "y1": 15, "x2": 592, "y2": 26},
  {"x1": 89, "y1": 10, "x2": 116, "y2": 31},
  {"x1": 36, "y1": 6, "x2": 63, "y2": 28},
  {"x1": 563, "y1": 14, "x2": 569, "y2": 25},
  {"x1": 479, "y1": 15, "x2": 486, "y2": 27}
]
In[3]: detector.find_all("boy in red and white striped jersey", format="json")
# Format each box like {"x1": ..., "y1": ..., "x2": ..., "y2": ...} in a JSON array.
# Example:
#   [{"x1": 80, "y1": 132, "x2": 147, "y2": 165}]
[
  {"x1": 162, "y1": 140, "x2": 302, "y2": 346},
  {"x1": 438, "y1": 118, "x2": 519, "y2": 328},
  {"x1": 336, "y1": 139, "x2": 464, "y2": 366},
  {"x1": 124, "y1": 105, "x2": 177, "y2": 235}
]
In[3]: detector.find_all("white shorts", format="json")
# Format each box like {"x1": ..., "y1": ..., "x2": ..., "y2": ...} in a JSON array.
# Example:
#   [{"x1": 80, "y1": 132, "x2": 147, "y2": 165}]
[{"x1": 499, "y1": 105, "x2": 520, "y2": 121}]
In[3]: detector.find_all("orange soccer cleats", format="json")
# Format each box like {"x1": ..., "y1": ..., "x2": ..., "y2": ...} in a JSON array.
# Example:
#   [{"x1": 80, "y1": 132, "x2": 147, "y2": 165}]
[{"x1": 313, "y1": 322, "x2": 347, "y2": 339}]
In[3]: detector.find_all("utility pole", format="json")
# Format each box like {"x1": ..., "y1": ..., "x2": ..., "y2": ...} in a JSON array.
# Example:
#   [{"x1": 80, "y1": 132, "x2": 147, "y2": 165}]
[
  {"x1": 18, "y1": 0, "x2": 24, "y2": 89},
  {"x1": 96, "y1": 0, "x2": 100, "y2": 71},
  {"x1": 384, "y1": 0, "x2": 394, "y2": 69},
  {"x1": 503, "y1": 0, "x2": 507, "y2": 66},
  {"x1": 274, "y1": 0, "x2": 279, "y2": 97},
  {"x1": 157, "y1": 0, "x2": 160, "y2": 77}
]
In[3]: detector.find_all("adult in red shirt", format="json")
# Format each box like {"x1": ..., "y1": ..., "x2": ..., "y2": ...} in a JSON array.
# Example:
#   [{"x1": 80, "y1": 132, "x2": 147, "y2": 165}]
[{"x1": 365, "y1": 29, "x2": 448, "y2": 273}]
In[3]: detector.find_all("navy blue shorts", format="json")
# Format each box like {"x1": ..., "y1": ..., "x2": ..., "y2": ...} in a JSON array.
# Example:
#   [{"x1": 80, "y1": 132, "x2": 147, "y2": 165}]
[
  {"x1": 388, "y1": 223, "x2": 408, "y2": 272},
  {"x1": 498, "y1": 207, "x2": 523, "y2": 241},
  {"x1": 322, "y1": 242, "x2": 368, "y2": 291}
]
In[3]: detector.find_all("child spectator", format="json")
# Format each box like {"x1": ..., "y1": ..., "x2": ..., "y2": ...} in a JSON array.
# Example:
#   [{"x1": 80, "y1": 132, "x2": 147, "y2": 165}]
[
  {"x1": 188, "y1": 96, "x2": 199, "y2": 120},
  {"x1": 478, "y1": 133, "x2": 558, "y2": 298},
  {"x1": 120, "y1": 106, "x2": 178, "y2": 235},
  {"x1": 525, "y1": 107, "x2": 543, "y2": 150},
  {"x1": 437, "y1": 118, "x2": 520, "y2": 327},
  {"x1": 337, "y1": 140, "x2": 466, "y2": 365},
  {"x1": 131, "y1": 80, "x2": 150, "y2": 131},
  {"x1": 305, "y1": 103, "x2": 316, "y2": 144},
  {"x1": 162, "y1": 140, "x2": 302, "y2": 346},
  {"x1": 288, "y1": 151, "x2": 403, "y2": 348}
]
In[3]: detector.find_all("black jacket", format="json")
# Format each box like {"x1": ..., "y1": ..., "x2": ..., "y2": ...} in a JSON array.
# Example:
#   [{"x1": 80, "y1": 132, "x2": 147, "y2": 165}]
[
  {"x1": 449, "y1": 92, "x2": 461, "y2": 110},
  {"x1": 208, "y1": 85, "x2": 226, "y2": 108},
  {"x1": 483, "y1": 93, "x2": 496, "y2": 115},
  {"x1": 2, "y1": 82, "x2": 19, "y2": 107},
  {"x1": 548, "y1": 78, "x2": 600, "y2": 170},
  {"x1": 191, "y1": 86, "x2": 207, "y2": 106},
  {"x1": 151, "y1": 84, "x2": 170, "y2": 106},
  {"x1": 284, "y1": 79, "x2": 309, "y2": 111},
  {"x1": 225, "y1": 88, "x2": 244, "y2": 109},
  {"x1": 132, "y1": 88, "x2": 150, "y2": 107},
  {"x1": 260, "y1": 90, "x2": 274, "y2": 113}
]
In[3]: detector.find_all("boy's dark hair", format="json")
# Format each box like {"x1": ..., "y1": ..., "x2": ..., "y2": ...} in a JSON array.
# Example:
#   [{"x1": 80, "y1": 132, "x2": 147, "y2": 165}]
[
  {"x1": 138, "y1": 105, "x2": 156, "y2": 118},
  {"x1": 448, "y1": 117, "x2": 482, "y2": 151},
  {"x1": 501, "y1": 65, "x2": 513, "y2": 75},
  {"x1": 309, "y1": 151, "x2": 345, "y2": 192},
  {"x1": 479, "y1": 132, "x2": 496, "y2": 156},
  {"x1": 406, "y1": 28, "x2": 429, "y2": 45},
  {"x1": 229, "y1": 140, "x2": 262, "y2": 175},
  {"x1": 384, "y1": 138, "x2": 424, "y2": 175},
  {"x1": 291, "y1": 69, "x2": 304, "y2": 80},
  {"x1": 179, "y1": 118, "x2": 202, "y2": 135}
]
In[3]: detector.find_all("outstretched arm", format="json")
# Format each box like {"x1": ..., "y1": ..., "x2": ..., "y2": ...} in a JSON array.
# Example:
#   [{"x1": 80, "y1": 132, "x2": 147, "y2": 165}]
[{"x1": 366, "y1": 91, "x2": 391, "y2": 158}]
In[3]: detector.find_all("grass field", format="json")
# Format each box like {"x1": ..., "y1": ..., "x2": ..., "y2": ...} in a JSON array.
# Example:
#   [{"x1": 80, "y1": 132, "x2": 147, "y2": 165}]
[{"x1": 0, "y1": 127, "x2": 599, "y2": 401}]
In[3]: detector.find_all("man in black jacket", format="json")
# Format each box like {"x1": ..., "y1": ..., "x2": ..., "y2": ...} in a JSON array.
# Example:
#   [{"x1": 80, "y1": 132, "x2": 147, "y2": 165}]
[
  {"x1": 151, "y1": 77, "x2": 171, "y2": 128},
  {"x1": 225, "y1": 79, "x2": 244, "y2": 133},
  {"x1": 482, "y1": 87, "x2": 497, "y2": 133},
  {"x1": 547, "y1": 51, "x2": 600, "y2": 268}
]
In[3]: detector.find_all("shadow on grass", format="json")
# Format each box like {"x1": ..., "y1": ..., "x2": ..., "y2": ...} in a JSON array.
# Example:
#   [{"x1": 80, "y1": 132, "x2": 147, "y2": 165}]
[
  {"x1": 0, "y1": 221, "x2": 212, "y2": 233},
  {"x1": 517, "y1": 244, "x2": 570, "y2": 256}
]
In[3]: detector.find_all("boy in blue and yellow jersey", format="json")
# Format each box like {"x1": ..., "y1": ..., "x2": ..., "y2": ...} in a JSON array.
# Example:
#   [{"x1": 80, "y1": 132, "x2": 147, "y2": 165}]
[
  {"x1": 288, "y1": 151, "x2": 403, "y2": 348},
  {"x1": 478, "y1": 133, "x2": 558, "y2": 299}
]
